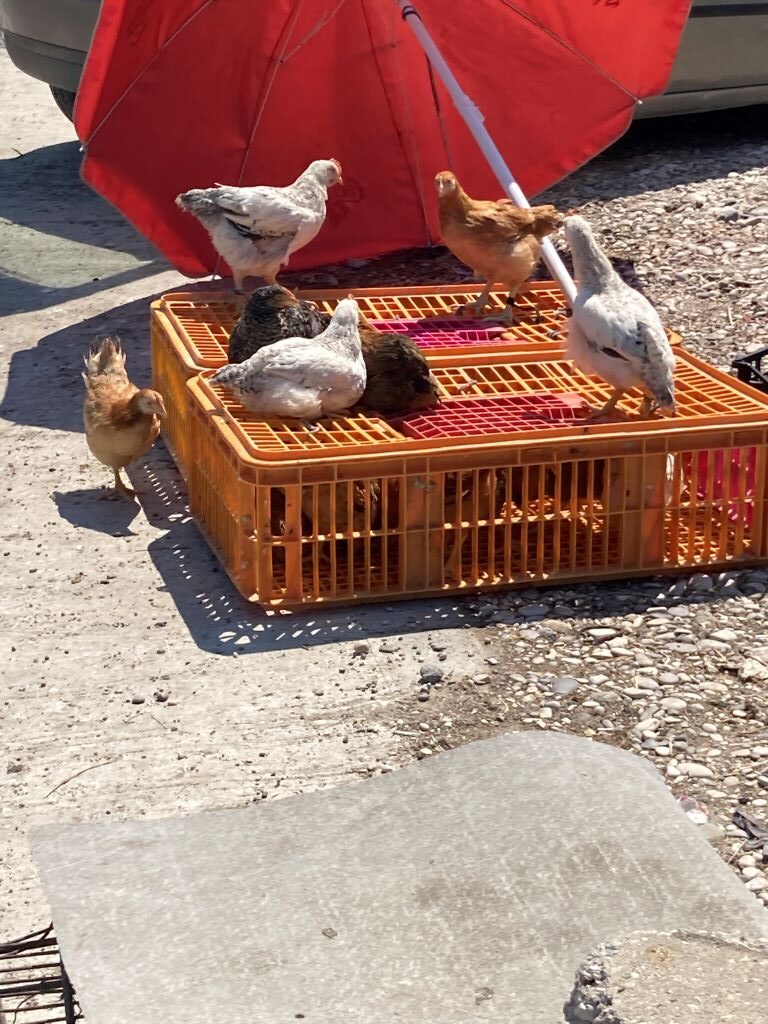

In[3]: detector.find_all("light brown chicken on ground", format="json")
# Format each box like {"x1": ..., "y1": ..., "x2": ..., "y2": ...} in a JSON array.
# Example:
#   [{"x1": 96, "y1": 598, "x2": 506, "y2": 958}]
[
  {"x1": 435, "y1": 171, "x2": 562, "y2": 326},
  {"x1": 82, "y1": 337, "x2": 167, "y2": 500}
]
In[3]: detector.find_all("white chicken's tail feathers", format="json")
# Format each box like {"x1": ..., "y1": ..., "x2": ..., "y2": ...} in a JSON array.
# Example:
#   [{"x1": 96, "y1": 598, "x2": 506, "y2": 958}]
[
  {"x1": 82, "y1": 336, "x2": 127, "y2": 384},
  {"x1": 638, "y1": 320, "x2": 676, "y2": 414},
  {"x1": 211, "y1": 363, "x2": 242, "y2": 387},
  {"x1": 176, "y1": 189, "x2": 221, "y2": 219}
]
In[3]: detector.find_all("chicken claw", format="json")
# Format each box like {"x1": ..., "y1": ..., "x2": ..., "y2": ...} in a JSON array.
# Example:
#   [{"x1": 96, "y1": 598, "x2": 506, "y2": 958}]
[{"x1": 582, "y1": 388, "x2": 627, "y2": 422}]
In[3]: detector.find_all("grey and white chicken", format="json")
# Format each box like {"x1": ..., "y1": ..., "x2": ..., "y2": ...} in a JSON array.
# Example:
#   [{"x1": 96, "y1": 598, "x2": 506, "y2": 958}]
[
  {"x1": 563, "y1": 215, "x2": 676, "y2": 420},
  {"x1": 211, "y1": 297, "x2": 366, "y2": 423},
  {"x1": 176, "y1": 159, "x2": 342, "y2": 292}
]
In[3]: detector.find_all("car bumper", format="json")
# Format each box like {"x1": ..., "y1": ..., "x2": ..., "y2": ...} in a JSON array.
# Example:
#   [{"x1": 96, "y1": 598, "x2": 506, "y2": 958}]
[{"x1": 0, "y1": 0, "x2": 99, "y2": 92}]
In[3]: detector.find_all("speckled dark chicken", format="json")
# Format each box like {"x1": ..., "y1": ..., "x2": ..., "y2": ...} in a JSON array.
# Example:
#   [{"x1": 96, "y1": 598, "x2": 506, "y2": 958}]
[{"x1": 227, "y1": 285, "x2": 439, "y2": 416}]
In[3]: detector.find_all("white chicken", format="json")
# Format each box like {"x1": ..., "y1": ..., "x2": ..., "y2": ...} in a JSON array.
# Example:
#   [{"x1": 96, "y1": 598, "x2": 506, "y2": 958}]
[
  {"x1": 176, "y1": 159, "x2": 342, "y2": 292},
  {"x1": 210, "y1": 298, "x2": 366, "y2": 424},
  {"x1": 563, "y1": 215, "x2": 676, "y2": 420}
]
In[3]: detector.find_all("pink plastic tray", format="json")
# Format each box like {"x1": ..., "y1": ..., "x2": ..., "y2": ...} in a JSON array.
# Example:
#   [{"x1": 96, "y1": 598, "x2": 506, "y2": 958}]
[
  {"x1": 368, "y1": 318, "x2": 510, "y2": 350},
  {"x1": 391, "y1": 393, "x2": 587, "y2": 440}
]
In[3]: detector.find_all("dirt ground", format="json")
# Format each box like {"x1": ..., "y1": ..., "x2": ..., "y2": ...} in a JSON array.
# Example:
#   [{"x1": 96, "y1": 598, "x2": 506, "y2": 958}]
[{"x1": 2, "y1": 39, "x2": 768, "y2": 941}]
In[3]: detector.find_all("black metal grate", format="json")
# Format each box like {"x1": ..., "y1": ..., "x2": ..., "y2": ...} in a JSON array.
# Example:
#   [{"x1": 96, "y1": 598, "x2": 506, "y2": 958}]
[{"x1": 0, "y1": 926, "x2": 81, "y2": 1024}]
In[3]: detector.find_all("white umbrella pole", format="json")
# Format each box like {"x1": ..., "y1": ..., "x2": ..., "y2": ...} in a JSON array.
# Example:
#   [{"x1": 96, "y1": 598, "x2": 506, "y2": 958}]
[{"x1": 398, "y1": 0, "x2": 576, "y2": 303}]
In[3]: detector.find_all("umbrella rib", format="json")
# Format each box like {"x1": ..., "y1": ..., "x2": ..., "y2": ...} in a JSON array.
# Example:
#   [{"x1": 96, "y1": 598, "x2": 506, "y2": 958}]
[
  {"x1": 281, "y1": 0, "x2": 352, "y2": 63},
  {"x1": 359, "y1": 0, "x2": 432, "y2": 244},
  {"x1": 83, "y1": 0, "x2": 218, "y2": 144},
  {"x1": 495, "y1": 0, "x2": 639, "y2": 100}
]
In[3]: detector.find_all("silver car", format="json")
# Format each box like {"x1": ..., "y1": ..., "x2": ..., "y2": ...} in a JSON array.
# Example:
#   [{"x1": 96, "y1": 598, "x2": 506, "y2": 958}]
[{"x1": 1, "y1": 0, "x2": 767, "y2": 121}]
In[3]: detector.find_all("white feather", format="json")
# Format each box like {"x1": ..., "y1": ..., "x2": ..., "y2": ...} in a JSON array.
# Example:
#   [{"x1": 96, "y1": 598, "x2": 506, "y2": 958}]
[{"x1": 563, "y1": 215, "x2": 676, "y2": 413}]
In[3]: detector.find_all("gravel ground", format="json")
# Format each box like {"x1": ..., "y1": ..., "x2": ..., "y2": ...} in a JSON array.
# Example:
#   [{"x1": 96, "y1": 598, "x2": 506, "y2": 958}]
[{"x1": 279, "y1": 105, "x2": 768, "y2": 904}]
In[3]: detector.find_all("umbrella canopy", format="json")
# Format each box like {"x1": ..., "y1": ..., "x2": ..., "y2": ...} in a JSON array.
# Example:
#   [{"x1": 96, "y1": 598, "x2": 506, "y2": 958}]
[{"x1": 75, "y1": 0, "x2": 692, "y2": 278}]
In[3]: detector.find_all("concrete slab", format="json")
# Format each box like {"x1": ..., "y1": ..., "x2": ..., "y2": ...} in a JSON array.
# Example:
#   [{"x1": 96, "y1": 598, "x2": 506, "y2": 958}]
[
  {"x1": 563, "y1": 931, "x2": 768, "y2": 1023},
  {"x1": 31, "y1": 733, "x2": 768, "y2": 1024}
]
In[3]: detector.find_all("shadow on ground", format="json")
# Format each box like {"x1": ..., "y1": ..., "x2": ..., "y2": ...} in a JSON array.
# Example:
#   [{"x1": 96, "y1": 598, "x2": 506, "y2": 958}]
[
  {"x1": 0, "y1": 140, "x2": 167, "y2": 314},
  {"x1": 52, "y1": 488, "x2": 144, "y2": 536},
  {"x1": 0, "y1": 280, "x2": 216, "y2": 434}
]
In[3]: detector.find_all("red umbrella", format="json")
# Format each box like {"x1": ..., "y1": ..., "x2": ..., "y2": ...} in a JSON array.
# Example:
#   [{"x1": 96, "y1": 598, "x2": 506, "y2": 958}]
[{"x1": 75, "y1": 0, "x2": 692, "y2": 287}]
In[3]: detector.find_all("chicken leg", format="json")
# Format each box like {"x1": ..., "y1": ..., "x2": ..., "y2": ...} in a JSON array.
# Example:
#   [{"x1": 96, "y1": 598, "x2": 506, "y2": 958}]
[
  {"x1": 458, "y1": 281, "x2": 493, "y2": 318},
  {"x1": 584, "y1": 388, "x2": 626, "y2": 422},
  {"x1": 98, "y1": 468, "x2": 138, "y2": 501}
]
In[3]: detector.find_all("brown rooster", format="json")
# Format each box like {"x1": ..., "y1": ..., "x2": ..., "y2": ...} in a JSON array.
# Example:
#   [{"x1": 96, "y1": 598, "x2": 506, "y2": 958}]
[
  {"x1": 82, "y1": 337, "x2": 166, "y2": 500},
  {"x1": 435, "y1": 171, "x2": 562, "y2": 325}
]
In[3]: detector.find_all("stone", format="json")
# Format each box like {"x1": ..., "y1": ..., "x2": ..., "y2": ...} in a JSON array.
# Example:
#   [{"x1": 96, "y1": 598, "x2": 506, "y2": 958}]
[
  {"x1": 740, "y1": 659, "x2": 768, "y2": 682},
  {"x1": 551, "y1": 676, "x2": 581, "y2": 696},
  {"x1": 677, "y1": 762, "x2": 715, "y2": 779},
  {"x1": 746, "y1": 876, "x2": 768, "y2": 893},
  {"x1": 712, "y1": 628, "x2": 738, "y2": 642},
  {"x1": 418, "y1": 664, "x2": 444, "y2": 686},
  {"x1": 563, "y1": 932, "x2": 768, "y2": 1024},
  {"x1": 660, "y1": 697, "x2": 687, "y2": 713},
  {"x1": 658, "y1": 672, "x2": 680, "y2": 685},
  {"x1": 30, "y1": 734, "x2": 768, "y2": 1024},
  {"x1": 520, "y1": 603, "x2": 550, "y2": 618},
  {"x1": 587, "y1": 628, "x2": 619, "y2": 640},
  {"x1": 635, "y1": 677, "x2": 659, "y2": 691}
]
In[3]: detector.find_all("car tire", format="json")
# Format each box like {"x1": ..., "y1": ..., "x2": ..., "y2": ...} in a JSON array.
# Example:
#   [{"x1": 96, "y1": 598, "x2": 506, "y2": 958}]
[{"x1": 50, "y1": 86, "x2": 77, "y2": 123}]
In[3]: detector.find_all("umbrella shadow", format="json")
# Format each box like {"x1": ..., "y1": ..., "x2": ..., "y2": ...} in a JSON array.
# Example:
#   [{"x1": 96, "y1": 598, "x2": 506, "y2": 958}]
[
  {"x1": 0, "y1": 281, "x2": 222, "y2": 434},
  {"x1": 0, "y1": 140, "x2": 166, "y2": 314}
]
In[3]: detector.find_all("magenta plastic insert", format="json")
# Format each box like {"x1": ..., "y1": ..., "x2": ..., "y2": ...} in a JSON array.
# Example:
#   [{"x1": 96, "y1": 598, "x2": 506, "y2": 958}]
[
  {"x1": 367, "y1": 317, "x2": 512, "y2": 349},
  {"x1": 391, "y1": 393, "x2": 587, "y2": 439}
]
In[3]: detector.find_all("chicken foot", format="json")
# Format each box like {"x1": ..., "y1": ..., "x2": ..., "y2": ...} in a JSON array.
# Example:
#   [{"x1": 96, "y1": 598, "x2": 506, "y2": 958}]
[
  {"x1": 98, "y1": 468, "x2": 139, "y2": 501},
  {"x1": 583, "y1": 388, "x2": 626, "y2": 422},
  {"x1": 458, "y1": 281, "x2": 493, "y2": 318}
]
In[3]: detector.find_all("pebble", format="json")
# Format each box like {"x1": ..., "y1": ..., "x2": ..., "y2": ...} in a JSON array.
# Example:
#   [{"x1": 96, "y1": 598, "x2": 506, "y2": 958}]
[
  {"x1": 379, "y1": 641, "x2": 398, "y2": 654},
  {"x1": 588, "y1": 628, "x2": 619, "y2": 640},
  {"x1": 661, "y1": 697, "x2": 687, "y2": 713},
  {"x1": 677, "y1": 762, "x2": 715, "y2": 779},
  {"x1": 635, "y1": 677, "x2": 659, "y2": 691},
  {"x1": 658, "y1": 672, "x2": 680, "y2": 685},
  {"x1": 539, "y1": 707, "x2": 553, "y2": 720},
  {"x1": 520, "y1": 603, "x2": 549, "y2": 618},
  {"x1": 741, "y1": 866, "x2": 761, "y2": 880},
  {"x1": 131, "y1": 696, "x2": 145, "y2": 705},
  {"x1": 353, "y1": 642, "x2": 370, "y2": 656},
  {"x1": 551, "y1": 676, "x2": 580, "y2": 696},
  {"x1": 740, "y1": 659, "x2": 768, "y2": 682},
  {"x1": 419, "y1": 664, "x2": 444, "y2": 686},
  {"x1": 745, "y1": 876, "x2": 768, "y2": 893}
]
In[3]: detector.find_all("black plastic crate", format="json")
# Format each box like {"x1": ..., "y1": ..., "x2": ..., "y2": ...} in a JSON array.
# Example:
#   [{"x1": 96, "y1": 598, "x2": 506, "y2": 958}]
[
  {"x1": 0, "y1": 926, "x2": 80, "y2": 1024},
  {"x1": 732, "y1": 346, "x2": 768, "y2": 394}
]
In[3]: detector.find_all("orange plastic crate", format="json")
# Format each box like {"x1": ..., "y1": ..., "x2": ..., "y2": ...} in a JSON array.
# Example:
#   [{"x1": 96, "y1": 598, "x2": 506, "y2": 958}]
[
  {"x1": 182, "y1": 347, "x2": 768, "y2": 606},
  {"x1": 150, "y1": 284, "x2": 682, "y2": 472}
]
